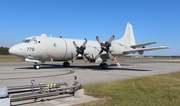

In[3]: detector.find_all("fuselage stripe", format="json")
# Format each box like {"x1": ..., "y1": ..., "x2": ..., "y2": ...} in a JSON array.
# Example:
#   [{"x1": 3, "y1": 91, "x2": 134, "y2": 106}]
[{"x1": 62, "y1": 38, "x2": 68, "y2": 60}]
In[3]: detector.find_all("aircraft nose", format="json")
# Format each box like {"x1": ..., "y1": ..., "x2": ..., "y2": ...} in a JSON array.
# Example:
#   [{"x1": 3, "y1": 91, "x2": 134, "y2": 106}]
[
  {"x1": 9, "y1": 45, "x2": 22, "y2": 55},
  {"x1": 9, "y1": 46, "x2": 16, "y2": 55},
  {"x1": 8, "y1": 47, "x2": 12, "y2": 54}
]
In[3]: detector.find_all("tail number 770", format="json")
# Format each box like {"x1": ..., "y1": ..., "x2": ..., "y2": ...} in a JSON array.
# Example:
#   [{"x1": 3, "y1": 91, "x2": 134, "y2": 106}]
[{"x1": 27, "y1": 47, "x2": 35, "y2": 51}]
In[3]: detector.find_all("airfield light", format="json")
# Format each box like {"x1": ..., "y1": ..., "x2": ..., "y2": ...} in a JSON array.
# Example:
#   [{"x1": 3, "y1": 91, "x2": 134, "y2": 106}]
[{"x1": 54, "y1": 83, "x2": 56, "y2": 86}]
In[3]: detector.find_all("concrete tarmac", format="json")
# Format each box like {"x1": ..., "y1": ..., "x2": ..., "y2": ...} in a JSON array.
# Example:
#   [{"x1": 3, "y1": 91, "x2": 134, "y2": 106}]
[{"x1": 0, "y1": 59, "x2": 180, "y2": 105}]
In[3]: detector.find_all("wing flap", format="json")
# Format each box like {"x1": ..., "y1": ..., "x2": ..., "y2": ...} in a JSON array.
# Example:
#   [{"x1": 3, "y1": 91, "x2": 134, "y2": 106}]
[
  {"x1": 122, "y1": 46, "x2": 169, "y2": 54},
  {"x1": 130, "y1": 42, "x2": 156, "y2": 49}
]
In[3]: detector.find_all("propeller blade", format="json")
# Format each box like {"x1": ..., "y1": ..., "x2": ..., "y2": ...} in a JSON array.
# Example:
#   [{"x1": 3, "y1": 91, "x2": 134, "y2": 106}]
[
  {"x1": 115, "y1": 61, "x2": 121, "y2": 67},
  {"x1": 95, "y1": 54, "x2": 101, "y2": 60},
  {"x1": 107, "y1": 35, "x2": 115, "y2": 43},
  {"x1": 82, "y1": 55, "x2": 89, "y2": 62},
  {"x1": 95, "y1": 49, "x2": 103, "y2": 60},
  {"x1": 96, "y1": 36, "x2": 103, "y2": 44},
  {"x1": 107, "y1": 52, "x2": 115, "y2": 61},
  {"x1": 114, "y1": 56, "x2": 121, "y2": 67},
  {"x1": 81, "y1": 39, "x2": 88, "y2": 48},
  {"x1": 73, "y1": 41, "x2": 78, "y2": 48},
  {"x1": 72, "y1": 55, "x2": 78, "y2": 63}
]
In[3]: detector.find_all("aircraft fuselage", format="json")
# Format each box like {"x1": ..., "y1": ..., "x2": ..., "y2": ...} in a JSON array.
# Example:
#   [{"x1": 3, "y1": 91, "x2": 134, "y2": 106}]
[{"x1": 9, "y1": 36, "x2": 105, "y2": 61}]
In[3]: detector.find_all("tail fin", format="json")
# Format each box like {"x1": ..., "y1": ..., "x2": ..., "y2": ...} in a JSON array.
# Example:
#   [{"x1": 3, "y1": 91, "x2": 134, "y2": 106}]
[{"x1": 117, "y1": 22, "x2": 136, "y2": 46}]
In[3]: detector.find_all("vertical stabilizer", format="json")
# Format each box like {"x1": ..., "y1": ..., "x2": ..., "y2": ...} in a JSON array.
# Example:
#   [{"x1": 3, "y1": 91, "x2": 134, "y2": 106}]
[{"x1": 117, "y1": 22, "x2": 136, "y2": 46}]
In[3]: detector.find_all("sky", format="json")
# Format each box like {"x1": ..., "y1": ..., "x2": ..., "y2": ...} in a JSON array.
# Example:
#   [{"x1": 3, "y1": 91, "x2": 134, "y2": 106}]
[{"x1": 0, "y1": 0, "x2": 180, "y2": 56}]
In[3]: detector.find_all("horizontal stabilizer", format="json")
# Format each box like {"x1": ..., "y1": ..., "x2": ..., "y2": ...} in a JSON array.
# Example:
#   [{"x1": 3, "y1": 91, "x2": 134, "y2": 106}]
[
  {"x1": 122, "y1": 46, "x2": 169, "y2": 54},
  {"x1": 130, "y1": 42, "x2": 156, "y2": 49}
]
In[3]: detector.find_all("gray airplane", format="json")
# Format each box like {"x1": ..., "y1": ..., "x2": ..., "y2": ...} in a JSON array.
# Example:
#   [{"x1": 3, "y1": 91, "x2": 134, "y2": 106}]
[{"x1": 9, "y1": 23, "x2": 168, "y2": 69}]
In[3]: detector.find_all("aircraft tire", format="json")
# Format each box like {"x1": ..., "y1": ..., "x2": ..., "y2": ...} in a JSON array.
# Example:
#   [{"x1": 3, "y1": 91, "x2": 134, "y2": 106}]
[
  {"x1": 34, "y1": 65, "x2": 40, "y2": 69},
  {"x1": 99, "y1": 63, "x2": 108, "y2": 69},
  {"x1": 66, "y1": 62, "x2": 70, "y2": 67},
  {"x1": 63, "y1": 62, "x2": 70, "y2": 67},
  {"x1": 104, "y1": 64, "x2": 108, "y2": 69}
]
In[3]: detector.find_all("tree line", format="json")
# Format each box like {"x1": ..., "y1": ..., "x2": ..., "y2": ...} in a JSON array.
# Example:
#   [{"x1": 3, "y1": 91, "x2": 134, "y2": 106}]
[{"x1": 0, "y1": 46, "x2": 10, "y2": 55}]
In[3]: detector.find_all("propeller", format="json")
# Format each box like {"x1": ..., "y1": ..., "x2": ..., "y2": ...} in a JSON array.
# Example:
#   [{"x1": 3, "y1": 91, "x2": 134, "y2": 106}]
[
  {"x1": 72, "y1": 39, "x2": 89, "y2": 63},
  {"x1": 95, "y1": 35, "x2": 122, "y2": 67},
  {"x1": 95, "y1": 35, "x2": 115, "y2": 61}
]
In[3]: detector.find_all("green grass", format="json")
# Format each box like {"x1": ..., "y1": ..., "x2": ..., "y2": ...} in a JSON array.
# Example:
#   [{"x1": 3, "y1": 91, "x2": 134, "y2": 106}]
[{"x1": 79, "y1": 72, "x2": 180, "y2": 106}]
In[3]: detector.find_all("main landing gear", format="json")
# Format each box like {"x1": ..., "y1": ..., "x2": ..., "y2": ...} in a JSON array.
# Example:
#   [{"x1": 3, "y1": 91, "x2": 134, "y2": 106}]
[
  {"x1": 63, "y1": 61, "x2": 70, "y2": 67},
  {"x1": 99, "y1": 63, "x2": 108, "y2": 69}
]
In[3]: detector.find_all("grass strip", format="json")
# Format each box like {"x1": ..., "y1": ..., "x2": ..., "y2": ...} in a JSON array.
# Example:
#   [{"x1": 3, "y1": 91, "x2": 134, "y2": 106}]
[{"x1": 77, "y1": 72, "x2": 180, "y2": 106}]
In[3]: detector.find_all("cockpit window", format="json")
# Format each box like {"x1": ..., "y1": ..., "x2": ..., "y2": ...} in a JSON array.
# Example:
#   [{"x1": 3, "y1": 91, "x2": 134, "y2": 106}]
[
  {"x1": 31, "y1": 37, "x2": 37, "y2": 44},
  {"x1": 22, "y1": 37, "x2": 37, "y2": 44},
  {"x1": 22, "y1": 39, "x2": 31, "y2": 43}
]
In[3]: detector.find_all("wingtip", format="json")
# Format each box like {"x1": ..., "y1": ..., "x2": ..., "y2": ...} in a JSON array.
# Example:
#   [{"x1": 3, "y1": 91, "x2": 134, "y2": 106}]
[
  {"x1": 166, "y1": 46, "x2": 170, "y2": 49},
  {"x1": 161, "y1": 46, "x2": 170, "y2": 49}
]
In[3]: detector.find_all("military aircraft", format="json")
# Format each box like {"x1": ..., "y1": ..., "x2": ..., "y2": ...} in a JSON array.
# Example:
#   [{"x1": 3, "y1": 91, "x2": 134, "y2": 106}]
[{"x1": 9, "y1": 23, "x2": 168, "y2": 69}]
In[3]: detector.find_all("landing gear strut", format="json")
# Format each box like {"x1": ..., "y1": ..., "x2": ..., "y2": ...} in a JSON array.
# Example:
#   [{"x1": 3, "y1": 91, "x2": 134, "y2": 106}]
[
  {"x1": 63, "y1": 61, "x2": 70, "y2": 67},
  {"x1": 99, "y1": 63, "x2": 108, "y2": 69},
  {"x1": 34, "y1": 62, "x2": 40, "y2": 69}
]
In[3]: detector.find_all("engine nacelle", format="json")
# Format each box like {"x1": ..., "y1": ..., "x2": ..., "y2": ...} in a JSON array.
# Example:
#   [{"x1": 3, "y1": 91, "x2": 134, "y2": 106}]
[
  {"x1": 85, "y1": 45, "x2": 99, "y2": 59},
  {"x1": 84, "y1": 45, "x2": 108, "y2": 63},
  {"x1": 95, "y1": 58, "x2": 107, "y2": 63}
]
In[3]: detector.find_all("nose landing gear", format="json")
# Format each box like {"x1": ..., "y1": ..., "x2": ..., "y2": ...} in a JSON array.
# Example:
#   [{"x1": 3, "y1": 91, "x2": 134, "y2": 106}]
[{"x1": 34, "y1": 63, "x2": 40, "y2": 69}]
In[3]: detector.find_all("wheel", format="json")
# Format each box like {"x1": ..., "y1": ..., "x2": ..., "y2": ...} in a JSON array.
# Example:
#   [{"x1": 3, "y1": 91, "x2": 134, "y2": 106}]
[
  {"x1": 104, "y1": 63, "x2": 108, "y2": 69},
  {"x1": 34, "y1": 65, "x2": 40, "y2": 69},
  {"x1": 99, "y1": 63, "x2": 103, "y2": 69},
  {"x1": 63, "y1": 62, "x2": 70, "y2": 67},
  {"x1": 63, "y1": 62, "x2": 66, "y2": 67},
  {"x1": 66, "y1": 62, "x2": 70, "y2": 67},
  {"x1": 99, "y1": 63, "x2": 108, "y2": 69}
]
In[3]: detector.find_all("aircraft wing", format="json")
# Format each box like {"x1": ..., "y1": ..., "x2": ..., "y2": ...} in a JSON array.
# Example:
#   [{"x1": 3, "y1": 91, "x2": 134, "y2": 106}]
[
  {"x1": 130, "y1": 42, "x2": 156, "y2": 49},
  {"x1": 122, "y1": 46, "x2": 169, "y2": 54}
]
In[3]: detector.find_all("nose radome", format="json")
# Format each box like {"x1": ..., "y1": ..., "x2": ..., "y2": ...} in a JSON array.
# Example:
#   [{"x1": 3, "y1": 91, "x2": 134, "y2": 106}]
[
  {"x1": 9, "y1": 46, "x2": 16, "y2": 55},
  {"x1": 9, "y1": 45, "x2": 22, "y2": 55}
]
